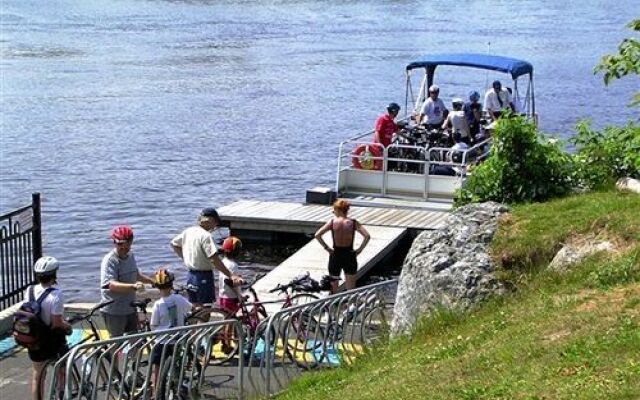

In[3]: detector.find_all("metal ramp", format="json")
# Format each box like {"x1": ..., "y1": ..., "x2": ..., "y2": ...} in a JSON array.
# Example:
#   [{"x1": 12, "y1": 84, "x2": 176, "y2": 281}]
[{"x1": 251, "y1": 225, "x2": 407, "y2": 314}]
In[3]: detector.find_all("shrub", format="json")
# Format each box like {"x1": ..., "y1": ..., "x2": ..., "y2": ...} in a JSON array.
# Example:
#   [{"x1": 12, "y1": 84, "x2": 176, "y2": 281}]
[
  {"x1": 571, "y1": 121, "x2": 640, "y2": 190},
  {"x1": 456, "y1": 116, "x2": 574, "y2": 205}
]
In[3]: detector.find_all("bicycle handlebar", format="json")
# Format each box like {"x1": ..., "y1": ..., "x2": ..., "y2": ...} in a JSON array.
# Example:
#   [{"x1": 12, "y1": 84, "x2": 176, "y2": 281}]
[{"x1": 67, "y1": 299, "x2": 114, "y2": 324}]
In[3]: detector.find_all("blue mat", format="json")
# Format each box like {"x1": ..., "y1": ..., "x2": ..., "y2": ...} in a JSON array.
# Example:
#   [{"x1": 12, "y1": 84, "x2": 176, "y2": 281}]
[{"x1": 0, "y1": 329, "x2": 85, "y2": 358}]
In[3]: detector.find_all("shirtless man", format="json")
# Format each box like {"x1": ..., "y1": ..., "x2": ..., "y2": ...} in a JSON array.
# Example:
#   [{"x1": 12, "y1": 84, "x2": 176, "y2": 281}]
[{"x1": 314, "y1": 199, "x2": 370, "y2": 293}]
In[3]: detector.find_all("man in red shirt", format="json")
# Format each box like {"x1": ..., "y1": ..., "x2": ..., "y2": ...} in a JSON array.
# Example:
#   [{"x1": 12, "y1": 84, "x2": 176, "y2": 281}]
[{"x1": 373, "y1": 103, "x2": 400, "y2": 147}]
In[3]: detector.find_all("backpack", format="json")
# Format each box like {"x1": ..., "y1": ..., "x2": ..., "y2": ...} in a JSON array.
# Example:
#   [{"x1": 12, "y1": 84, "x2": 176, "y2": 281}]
[{"x1": 12, "y1": 286, "x2": 56, "y2": 350}]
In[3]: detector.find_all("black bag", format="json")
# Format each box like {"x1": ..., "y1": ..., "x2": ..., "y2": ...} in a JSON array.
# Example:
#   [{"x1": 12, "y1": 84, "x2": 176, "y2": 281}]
[{"x1": 12, "y1": 286, "x2": 55, "y2": 350}]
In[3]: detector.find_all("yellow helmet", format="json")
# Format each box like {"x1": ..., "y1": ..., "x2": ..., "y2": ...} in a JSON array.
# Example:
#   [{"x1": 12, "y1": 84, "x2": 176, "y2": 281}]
[{"x1": 154, "y1": 268, "x2": 175, "y2": 288}]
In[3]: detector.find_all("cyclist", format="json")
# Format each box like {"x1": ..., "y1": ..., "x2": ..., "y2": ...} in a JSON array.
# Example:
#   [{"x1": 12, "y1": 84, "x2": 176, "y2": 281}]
[
  {"x1": 170, "y1": 208, "x2": 243, "y2": 307},
  {"x1": 100, "y1": 225, "x2": 154, "y2": 338},
  {"x1": 218, "y1": 236, "x2": 245, "y2": 354},
  {"x1": 24, "y1": 256, "x2": 72, "y2": 400},
  {"x1": 149, "y1": 268, "x2": 192, "y2": 391},
  {"x1": 218, "y1": 236, "x2": 244, "y2": 315},
  {"x1": 314, "y1": 199, "x2": 370, "y2": 293}
]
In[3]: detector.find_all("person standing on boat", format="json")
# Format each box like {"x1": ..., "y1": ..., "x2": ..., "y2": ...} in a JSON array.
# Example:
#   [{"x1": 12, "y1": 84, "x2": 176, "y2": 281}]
[
  {"x1": 463, "y1": 91, "x2": 483, "y2": 137},
  {"x1": 373, "y1": 102, "x2": 400, "y2": 147},
  {"x1": 314, "y1": 199, "x2": 370, "y2": 294},
  {"x1": 417, "y1": 85, "x2": 448, "y2": 129},
  {"x1": 484, "y1": 80, "x2": 515, "y2": 121},
  {"x1": 441, "y1": 98, "x2": 471, "y2": 144},
  {"x1": 170, "y1": 208, "x2": 243, "y2": 307}
]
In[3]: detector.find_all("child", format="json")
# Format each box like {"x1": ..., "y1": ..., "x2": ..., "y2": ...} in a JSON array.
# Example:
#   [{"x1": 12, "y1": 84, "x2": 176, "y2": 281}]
[
  {"x1": 149, "y1": 268, "x2": 192, "y2": 389},
  {"x1": 217, "y1": 236, "x2": 244, "y2": 354},
  {"x1": 25, "y1": 256, "x2": 72, "y2": 400}
]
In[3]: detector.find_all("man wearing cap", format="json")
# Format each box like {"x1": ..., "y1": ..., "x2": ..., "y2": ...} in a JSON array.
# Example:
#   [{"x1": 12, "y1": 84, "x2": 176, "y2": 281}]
[
  {"x1": 417, "y1": 85, "x2": 448, "y2": 129},
  {"x1": 484, "y1": 80, "x2": 515, "y2": 121},
  {"x1": 373, "y1": 103, "x2": 400, "y2": 147},
  {"x1": 171, "y1": 208, "x2": 243, "y2": 306},
  {"x1": 463, "y1": 91, "x2": 483, "y2": 136}
]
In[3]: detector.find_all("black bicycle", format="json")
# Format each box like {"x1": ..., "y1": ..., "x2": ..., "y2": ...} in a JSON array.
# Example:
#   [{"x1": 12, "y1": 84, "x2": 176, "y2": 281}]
[{"x1": 38, "y1": 300, "x2": 114, "y2": 400}]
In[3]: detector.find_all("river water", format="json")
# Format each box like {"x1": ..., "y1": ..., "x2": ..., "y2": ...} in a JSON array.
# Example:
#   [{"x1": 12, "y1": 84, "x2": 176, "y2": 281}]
[{"x1": 1, "y1": 0, "x2": 638, "y2": 301}]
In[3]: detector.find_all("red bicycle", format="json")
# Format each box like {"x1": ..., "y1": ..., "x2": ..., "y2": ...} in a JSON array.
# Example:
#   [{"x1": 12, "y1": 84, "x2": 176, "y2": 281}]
[{"x1": 198, "y1": 272, "x2": 328, "y2": 365}]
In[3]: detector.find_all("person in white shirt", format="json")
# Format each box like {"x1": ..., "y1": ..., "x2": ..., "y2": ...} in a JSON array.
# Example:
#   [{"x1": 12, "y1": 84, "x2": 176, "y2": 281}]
[
  {"x1": 217, "y1": 236, "x2": 245, "y2": 354},
  {"x1": 483, "y1": 80, "x2": 515, "y2": 121},
  {"x1": 149, "y1": 268, "x2": 192, "y2": 390},
  {"x1": 24, "y1": 256, "x2": 72, "y2": 400},
  {"x1": 417, "y1": 85, "x2": 448, "y2": 128},
  {"x1": 442, "y1": 97, "x2": 471, "y2": 143},
  {"x1": 449, "y1": 132, "x2": 470, "y2": 176},
  {"x1": 171, "y1": 208, "x2": 242, "y2": 307}
]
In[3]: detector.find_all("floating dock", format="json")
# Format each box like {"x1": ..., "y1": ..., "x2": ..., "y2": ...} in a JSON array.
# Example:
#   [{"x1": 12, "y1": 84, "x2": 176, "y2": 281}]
[
  {"x1": 218, "y1": 200, "x2": 449, "y2": 234},
  {"x1": 219, "y1": 200, "x2": 450, "y2": 309}
]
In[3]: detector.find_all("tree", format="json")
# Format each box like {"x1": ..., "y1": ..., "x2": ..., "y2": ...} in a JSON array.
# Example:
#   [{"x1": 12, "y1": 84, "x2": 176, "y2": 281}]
[{"x1": 594, "y1": 19, "x2": 640, "y2": 106}]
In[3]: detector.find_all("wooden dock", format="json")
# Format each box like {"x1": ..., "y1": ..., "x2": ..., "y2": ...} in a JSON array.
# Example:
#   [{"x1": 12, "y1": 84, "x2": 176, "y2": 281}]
[
  {"x1": 218, "y1": 200, "x2": 449, "y2": 234},
  {"x1": 218, "y1": 200, "x2": 451, "y2": 313},
  {"x1": 250, "y1": 225, "x2": 407, "y2": 313}
]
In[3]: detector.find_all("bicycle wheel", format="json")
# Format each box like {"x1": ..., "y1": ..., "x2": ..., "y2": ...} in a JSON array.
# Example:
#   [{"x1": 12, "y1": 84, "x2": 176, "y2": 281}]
[
  {"x1": 156, "y1": 356, "x2": 185, "y2": 400},
  {"x1": 290, "y1": 293, "x2": 319, "y2": 306},
  {"x1": 38, "y1": 360, "x2": 65, "y2": 400},
  {"x1": 202, "y1": 307, "x2": 240, "y2": 366},
  {"x1": 38, "y1": 360, "x2": 96, "y2": 400},
  {"x1": 281, "y1": 299, "x2": 324, "y2": 369},
  {"x1": 360, "y1": 306, "x2": 389, "y2": 348}
]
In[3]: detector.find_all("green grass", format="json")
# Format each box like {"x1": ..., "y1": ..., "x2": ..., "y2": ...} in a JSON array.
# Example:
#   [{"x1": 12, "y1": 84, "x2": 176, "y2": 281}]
[{"x1": 275, "y1": 191, "x2": 640, "y2": 400}]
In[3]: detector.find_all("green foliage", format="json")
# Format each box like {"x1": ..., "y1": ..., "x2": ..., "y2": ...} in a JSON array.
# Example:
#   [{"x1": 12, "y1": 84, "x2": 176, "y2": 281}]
[
  {"x1": 571, "y1": 121, "x2": 640, "y2": 189},
  {"x1": 456, "y1": 116, "x2": 574, "y2": 205},
  {"x1": 491, "y1": 191, "x2": 640, "y2": 273},
  {"x1": 588, "y1": 248, "x2": 640, "y2": 288},
  {"x1": 594, "y1": 19, "x2": 640, "y2": 106}
]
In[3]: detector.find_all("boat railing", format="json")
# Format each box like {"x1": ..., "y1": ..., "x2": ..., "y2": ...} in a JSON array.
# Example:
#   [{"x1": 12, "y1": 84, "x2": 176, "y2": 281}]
[{"x1": 336, "y1": 133, "x2": 492, "y2": 200}]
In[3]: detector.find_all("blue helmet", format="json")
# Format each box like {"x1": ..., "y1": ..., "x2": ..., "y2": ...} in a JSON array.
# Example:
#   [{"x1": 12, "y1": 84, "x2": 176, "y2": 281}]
[{"x1": 468, "y1": 91, "x2": 480, "y2": 102}]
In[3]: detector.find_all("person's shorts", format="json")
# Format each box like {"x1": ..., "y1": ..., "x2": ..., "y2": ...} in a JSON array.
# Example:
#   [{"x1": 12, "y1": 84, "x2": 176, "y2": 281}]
[
  {"x1": 218, "y1": 297, "x2": 240, "y2": 315},
  {"x1": 27, "y1": 331, "x2": 68, "y2": 362},
  {"x1": 102, "y1": 312, "x2": 138, "y2": 338},
  {"x1": 187, "y1": 270, "x2": 215, "y2": 304},
  {"x1": 328, "y1": 246, "x2": 358, "y2": 277},
  {"x1": 150, "y1": 343, "x2": 175, "y2": 365}
]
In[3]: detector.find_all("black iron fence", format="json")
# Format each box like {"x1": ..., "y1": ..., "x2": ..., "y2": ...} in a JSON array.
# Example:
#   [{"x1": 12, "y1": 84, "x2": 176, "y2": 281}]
[{"x1": 0, "y1": 193, "x2": 43, "y2": 310}]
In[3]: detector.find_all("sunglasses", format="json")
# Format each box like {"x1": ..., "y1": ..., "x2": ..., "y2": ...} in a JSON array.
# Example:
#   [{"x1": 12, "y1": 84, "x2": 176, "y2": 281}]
[{"x1": 114, "y1": 240, "x2": 133, "y2": 245}]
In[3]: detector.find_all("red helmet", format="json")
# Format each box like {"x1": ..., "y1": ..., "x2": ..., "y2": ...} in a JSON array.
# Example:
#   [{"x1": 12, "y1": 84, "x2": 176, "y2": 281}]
[
  {"x1": 110, "y1": 225, "x2": 134, "y2": 242},
  {"x1": 221, "y1": 236, "x2": 242, "y2": 254}
]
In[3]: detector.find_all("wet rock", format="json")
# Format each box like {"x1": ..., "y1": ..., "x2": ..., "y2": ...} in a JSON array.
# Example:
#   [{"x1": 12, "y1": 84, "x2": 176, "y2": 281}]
[{"x1": 391, "y1": 202, "x2": 509, "y2": 337}]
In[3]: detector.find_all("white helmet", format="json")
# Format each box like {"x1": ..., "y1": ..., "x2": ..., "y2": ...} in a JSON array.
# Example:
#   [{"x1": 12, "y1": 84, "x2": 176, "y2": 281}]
[{"x1": 34, "y1": 256, "x2": 59, "y2": 275}]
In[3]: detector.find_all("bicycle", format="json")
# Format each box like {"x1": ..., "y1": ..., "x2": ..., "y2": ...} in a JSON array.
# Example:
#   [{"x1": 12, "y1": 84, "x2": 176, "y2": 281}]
[
  {"x1": 154, "y1": 332, "x2": 209, "y2": 400},
  {"x1": 281, "y1": 277, "x2": 390, "y2": 369},
  {"x1": 199, "y1": 272, "x2": 325, "y2": 366},
  {"x1": 38, "y1": 300, "x2": 114, "y2": 400}
]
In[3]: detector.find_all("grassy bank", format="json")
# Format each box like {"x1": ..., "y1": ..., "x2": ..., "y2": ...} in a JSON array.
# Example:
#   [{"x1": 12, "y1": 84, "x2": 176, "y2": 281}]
[{"x1": 276, "y1": 191, "x2": 640, "y2": 400}]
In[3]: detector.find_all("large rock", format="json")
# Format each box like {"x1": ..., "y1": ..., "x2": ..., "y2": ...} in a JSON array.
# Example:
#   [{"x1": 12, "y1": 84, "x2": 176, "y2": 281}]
[
  {"x1": 616, "y1": 177, "x2": 640, "y2": 194},
  {"x1": 391, "y1": 202, "x2": 509, "y2": 336},
  {"x1": 547, "y1": 240, "x2": 614, "y2": 272}
]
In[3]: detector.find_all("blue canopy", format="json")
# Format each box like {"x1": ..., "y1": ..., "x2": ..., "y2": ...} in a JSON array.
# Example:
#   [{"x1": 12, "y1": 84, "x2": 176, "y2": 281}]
[{"x1": 406, "y1": 53, "x2": 533, "y2": 79}]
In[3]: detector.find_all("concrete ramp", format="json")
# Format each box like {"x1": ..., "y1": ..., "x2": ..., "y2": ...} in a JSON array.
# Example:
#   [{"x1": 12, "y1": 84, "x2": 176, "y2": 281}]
[{"x1": 252, "y1": 225, "x2": 406, "y2": 313}]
